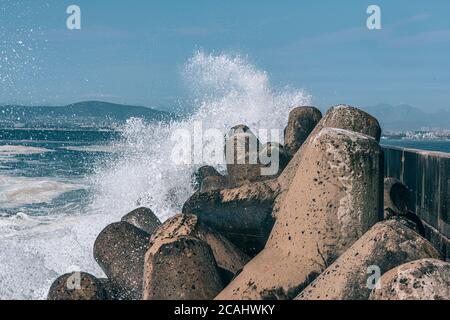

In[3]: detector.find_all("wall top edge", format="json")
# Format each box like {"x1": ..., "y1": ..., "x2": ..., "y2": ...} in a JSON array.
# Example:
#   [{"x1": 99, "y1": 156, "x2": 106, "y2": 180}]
[{"x1": 381, "y1": 145, "x2": 450, "y2": 159}]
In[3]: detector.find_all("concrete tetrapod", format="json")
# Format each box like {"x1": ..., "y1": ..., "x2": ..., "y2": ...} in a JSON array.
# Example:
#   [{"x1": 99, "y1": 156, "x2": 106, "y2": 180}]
[
  {"x1": 216, "y1": 127, "x2": 383, "y2": 300},
  {"x1": 296, "y1": 220, "x2": 439, "y2": 300}
]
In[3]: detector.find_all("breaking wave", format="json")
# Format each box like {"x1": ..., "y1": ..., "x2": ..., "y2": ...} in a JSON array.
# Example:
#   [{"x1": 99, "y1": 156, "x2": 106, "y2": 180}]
[
  {"x1": 0, "y1": 52, "x2": 311, "y2": 299},
  {"x1": 89, "y1": 52, "x2": 311, "y2": 220}
]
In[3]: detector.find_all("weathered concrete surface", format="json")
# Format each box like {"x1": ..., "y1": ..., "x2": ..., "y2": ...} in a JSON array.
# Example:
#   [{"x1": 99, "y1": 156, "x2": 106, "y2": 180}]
[
  {"x1": 121, "y1": 207, "x2": 161, "y2": 235},
  {"x1": 143, "y1": 236, "x2": 223, "y2": 300},
  {"x1": 98, "y1": 278, "x2": 120, "y2": 300},
  {"x1": 149, "y1": 214, "x2": 249, "y2": 278},
  {"x1": 93, "y1": 222, "x2": 151, "y2": 300},
  {"x1": 284, "y1": 106, "x2": 322, "y2": 156},
  {"x1": 48, "y1": 272, "x2": 106, "y2": 300},
  {"x1": 257, "y1": 142, "x2": 291, "y2": 179},
  {"x1": 369, "y1": 258, "x2": 450, "y2": 300},
  {"x1": 184, "y1": 105, "x2": 381, "y2": 256},
  {"x1": 225, "y1": 125, "x2": 261, "y2": 187},
  {"x1": 224, "y1": 125, "x2": 289, "y2": 187},
  {"x1": 384, "y1": 177, "x2": 411, "y2": 215},
  {"x1": 200, "y1": 175, "x2": 229, "y2": 193},
  {"x1": 279, "y1": 105, "x2": 382, "y2": 192},
  {"x1": 384, "y1": 178, "x2": 425, "y2": 236},
  {"x1": 183, "y1": 179, "x2": 281, "y2": 256},
  {"x1": 216, "y1": 127, "x2": 383, "y2": 300},
  {"x1": 194, "y1": 166, "x2": 223, "y2": 185},
  {"x1": 383, "y1": 146, "x2": 450, "y2": 260},
  {"x1": 193, "y1": 166, "x2": 225, "y2": 192},
  {"x1": 296, "y1": 220, "x2": 439, "y2": 300}
]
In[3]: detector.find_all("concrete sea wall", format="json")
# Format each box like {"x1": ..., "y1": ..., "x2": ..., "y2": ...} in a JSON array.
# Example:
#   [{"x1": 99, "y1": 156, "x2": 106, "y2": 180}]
[{"x1": 383, "y1": 146, "x2": 450, "y2": 261}]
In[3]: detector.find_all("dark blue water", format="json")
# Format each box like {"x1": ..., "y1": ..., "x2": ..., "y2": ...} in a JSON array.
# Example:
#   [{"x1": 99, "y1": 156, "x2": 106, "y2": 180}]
[
  {"x1": 0, "y1": 129, "x2": 120, "y2": 217},
  {"x1": 1, "y1": 129, "x2": 448, "y2": 218},
  {"x1": 381, "y1": 139, "x2": 450, "y2": 153}
]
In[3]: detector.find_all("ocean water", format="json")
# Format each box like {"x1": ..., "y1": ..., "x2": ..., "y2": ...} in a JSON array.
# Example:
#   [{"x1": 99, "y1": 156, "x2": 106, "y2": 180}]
[
  {"x1": 0, "y1": 129, "x2": 122, "y2": 299},
  {"x1": 0, "y1": 129, "x2": 119, "y2": 215},
  {"x1": 381, "y1": 139, "x2": 450, "y2": 154},
  {"x1": 3, "y1": 52, "x2": 447, "y2": 300},
  {"x1": 0, "y1": 52, "x2": 311, "y2": 299}
]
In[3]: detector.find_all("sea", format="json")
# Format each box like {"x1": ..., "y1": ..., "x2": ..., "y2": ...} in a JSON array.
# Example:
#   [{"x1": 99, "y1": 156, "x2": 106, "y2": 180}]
[
  {"x1": 0, "y1": 52, "x2": 449, "y2": 300},
  {"x1": 381, "y1": 139, "x2": 450, "y2": 154},
  {"x1": 0, "y1": 52, "x2": 311, "y2": 299}
]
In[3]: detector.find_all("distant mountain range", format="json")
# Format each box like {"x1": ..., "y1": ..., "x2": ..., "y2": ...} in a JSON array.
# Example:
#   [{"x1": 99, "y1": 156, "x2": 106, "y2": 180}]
[
  {"x1": 0, "y1": 101, "x2": 172, "y2": 129},
  {"x1": 1, "y1": 101, "x2": 449, "y2": 131},
  {"x1": 360, "y1": 104, "x2": 450, "y2": 131}
]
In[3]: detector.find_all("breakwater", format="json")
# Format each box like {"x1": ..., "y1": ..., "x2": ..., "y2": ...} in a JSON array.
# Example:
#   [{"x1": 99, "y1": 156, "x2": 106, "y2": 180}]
[
  {"x1": 383, "y1": 146, "x2": 450, "y2": 260},
  {"x1": 45, "y1": 106, "x2": 450, "y2": 301}
]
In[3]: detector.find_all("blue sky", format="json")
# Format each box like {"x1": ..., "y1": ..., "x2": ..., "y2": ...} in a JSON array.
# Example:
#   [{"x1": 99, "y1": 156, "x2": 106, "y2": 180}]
[{"x1": 1, "y1": 0, "x2": 450, "y2": 111}]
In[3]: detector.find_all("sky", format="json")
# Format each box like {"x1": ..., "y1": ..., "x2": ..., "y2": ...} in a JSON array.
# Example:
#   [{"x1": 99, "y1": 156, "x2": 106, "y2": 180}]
[{"x1": 1, "y1": 0, "x2": 450, "y2": 112}]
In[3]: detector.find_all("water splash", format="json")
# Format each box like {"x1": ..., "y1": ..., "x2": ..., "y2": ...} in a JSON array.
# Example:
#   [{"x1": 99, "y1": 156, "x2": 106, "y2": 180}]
[
  {"x1": 0, "y1": 52, "x2": 311, "y2": 299},
  {"x1": 89, "y1": 52, "x2": 311, "y2": 221},
  {"x1": 0, "y1": 1, "x2": 48, "y2": 104}
]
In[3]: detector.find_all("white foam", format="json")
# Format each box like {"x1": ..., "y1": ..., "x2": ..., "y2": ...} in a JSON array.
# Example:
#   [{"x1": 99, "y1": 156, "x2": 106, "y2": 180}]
[
  {"x1": 89, "y1": 52, "x2": 311, "y2": 221},
  {"x1": 61, "y1": 145, "x2": 120, "y2": 153},
  {"x1": 0, "y1": 52, "x2": 311, "y2": 299},
  {"x1": 0, "y1": 175, "x2": 82, "y2": 209},
  {"x1": 0, "y1": 145, "x2": 53, "y2": 157},
  {"x1": 0, "y1": 212, "x2": 105, "y2": 299}
]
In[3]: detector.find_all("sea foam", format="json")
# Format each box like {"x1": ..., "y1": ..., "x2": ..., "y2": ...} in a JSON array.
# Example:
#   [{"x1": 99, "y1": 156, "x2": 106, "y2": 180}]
[
  {"x1": 89, "y1": 52, "x2": 311, "y2": 221},
  {"x1": 0, "y1": 52, "x2": 311, "y2": 299},
  {"x1": 0, "y1": 175, "x2": 82, "y2": 209},
  {"x1": 0, "y1": 145, "x2": 53, "y2": 157}
]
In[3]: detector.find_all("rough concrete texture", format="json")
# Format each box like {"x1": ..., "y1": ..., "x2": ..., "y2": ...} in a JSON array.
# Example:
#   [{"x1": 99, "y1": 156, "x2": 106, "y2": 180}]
[
  {"x1": 296, "y1": 220, "x2": 439, "y2": 300},
  {"x1": 121, "y1": 207, "x2": 161, "y2": 235},
  {"x1": 225, "y1": 125, "x2": 262, "y2": 188},
  {"x1": 384, "y1": 178, "x2": 425, "y2": 236},
  {"x1": 216, "y1": 127, "x2": 383, "y2": 300},
  {"x1": 384, "y1": 177, "x2": 411, "y2": 215},
  {"x1": 279, "y1": 105, "x2": 381, "y2": 192},
  {"x1": 183, "y1": 179, "x2": 281, "y2": 256},
  {"x1": 97, "y1": 278, "x2": 120, "y2": 300},
  {"x1": 93, "y1": 222, "x2": 151, "y2": 300},
  {"x1": 284, "y1": 106, "x2": 322, "y2": 156},
  {"x1": 200, "y1": 175, "x2": 229, "y2": 193},
  {"x1": 369, "y1": 258, "x2": 450, "y2": 300},
  {"x1": 184, "y1": 105, "x2": 381, "y2": 256},
  {"x1": 143, "y1": 236, "x2": 223, "y2": 300},
  {"x1": 193, "y1": 166, "x2": 224, "y2": 192},
  {"x1": 47, "y1": 272, "x2": 105, "y2": 300},
  {"x1": 149, "y1": 214, "x2": 249, "y2": 277},
  {"x1": 383, "y1": 146, "x2": 450, "y2": 260},
  {"x1": 258, "y1": 142, "x2": 291, "y2": 179}
]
